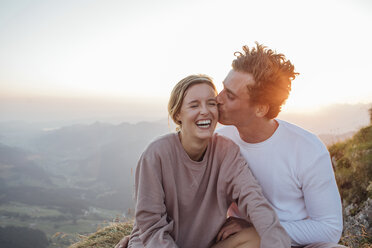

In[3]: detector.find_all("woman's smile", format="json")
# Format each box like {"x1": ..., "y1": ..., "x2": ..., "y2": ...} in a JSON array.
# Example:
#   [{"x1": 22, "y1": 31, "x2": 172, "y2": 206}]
[{"x1": 196, "y1": 119, "x2": 212, "y2": 129}]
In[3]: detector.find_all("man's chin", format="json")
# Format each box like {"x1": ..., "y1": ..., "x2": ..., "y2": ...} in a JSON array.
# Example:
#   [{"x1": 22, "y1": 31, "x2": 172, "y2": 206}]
[{"x1": 218, "y1": 118, "x2": 229, "y2": 125}]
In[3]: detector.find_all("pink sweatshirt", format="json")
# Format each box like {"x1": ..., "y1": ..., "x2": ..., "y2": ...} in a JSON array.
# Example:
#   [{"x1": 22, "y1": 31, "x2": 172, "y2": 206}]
[{"x1": 128, "y1": 133, "x2": 290, "y2": 248}]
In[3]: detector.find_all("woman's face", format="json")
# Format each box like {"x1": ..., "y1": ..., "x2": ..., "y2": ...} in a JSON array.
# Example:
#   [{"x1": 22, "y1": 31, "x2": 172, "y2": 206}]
[{"x1": 177, "y1": 83, "x2": 218, "y2": 141}]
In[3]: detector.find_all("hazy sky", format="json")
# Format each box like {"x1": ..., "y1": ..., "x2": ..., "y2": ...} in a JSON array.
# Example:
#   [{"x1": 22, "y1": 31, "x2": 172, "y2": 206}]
[{"x1": 0, "y1": 0, "x2": 371, "y2": 122}]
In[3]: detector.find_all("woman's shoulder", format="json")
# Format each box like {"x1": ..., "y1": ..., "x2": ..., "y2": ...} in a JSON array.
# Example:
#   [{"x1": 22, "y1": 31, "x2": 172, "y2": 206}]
[
  {"x1": 209, "y1": 133, "x2": 247, "y2": 173},
  {"x1": 211, "y1": 133, "x2": 240, "y2": 154},
  {"x1": 143, "y1": 132, "x2": 178, "y2": 155}
]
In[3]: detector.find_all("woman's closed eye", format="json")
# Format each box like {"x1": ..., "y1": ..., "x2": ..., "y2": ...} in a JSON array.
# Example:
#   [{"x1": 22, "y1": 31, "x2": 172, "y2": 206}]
[{"x1": 208, "y1": 99, "x2": 217, "y2": 106}]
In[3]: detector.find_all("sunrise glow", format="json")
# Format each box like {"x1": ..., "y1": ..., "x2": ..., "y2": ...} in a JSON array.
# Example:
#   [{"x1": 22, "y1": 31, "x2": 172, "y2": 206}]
[{"x1": 0, "y1": 0, "x2": 371, "y2": 122}]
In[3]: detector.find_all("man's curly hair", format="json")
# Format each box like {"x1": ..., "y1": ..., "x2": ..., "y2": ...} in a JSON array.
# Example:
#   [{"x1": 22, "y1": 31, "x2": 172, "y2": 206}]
[{"x1": 232, "y1": 42, "x2": 299, "y2": 119}]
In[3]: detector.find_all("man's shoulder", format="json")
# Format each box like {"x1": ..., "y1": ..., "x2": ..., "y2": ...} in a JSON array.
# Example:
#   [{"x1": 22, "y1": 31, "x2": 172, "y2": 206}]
[
  {"x1": 277, "y1": 119, "x2": 327, "y2": 152},
  {"x1": 277, "y1": 119, "x2": 319, "y2": 140}
]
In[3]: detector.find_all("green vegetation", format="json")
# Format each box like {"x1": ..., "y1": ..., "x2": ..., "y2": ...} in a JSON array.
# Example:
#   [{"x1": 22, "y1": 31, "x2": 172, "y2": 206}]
[
  {"x1": 0, "y1": 201, "x2": 122, "y2": 247},
  {"x1": 328, "y1": 116, "x2": 372, "y2": 247},
  {"x1": 0, "y1": 202, "x2": 63, "y2": 218},
  {"x1": 329, "y1": 124, "x2": 372, "y2": 208}
]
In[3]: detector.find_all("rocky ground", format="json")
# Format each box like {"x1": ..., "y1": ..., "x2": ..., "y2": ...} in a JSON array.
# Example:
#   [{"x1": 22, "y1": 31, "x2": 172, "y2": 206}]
[{"x1": 341, "y1": 198, "x2": 372, "y2": 247}]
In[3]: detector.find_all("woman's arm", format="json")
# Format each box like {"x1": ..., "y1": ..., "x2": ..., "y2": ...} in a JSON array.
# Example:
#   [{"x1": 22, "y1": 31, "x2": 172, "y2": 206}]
[
  {"x1": 221, "y1": 142, "x2": 290, "y2": 248},
  {"x1": 131, "y1": 149, "x2": 178, "y2": 248}
]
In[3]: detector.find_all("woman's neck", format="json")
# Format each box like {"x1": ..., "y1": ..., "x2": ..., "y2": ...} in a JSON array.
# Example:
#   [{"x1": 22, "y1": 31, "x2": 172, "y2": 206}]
[{"x1": 178, "y1": 132, "x2": 209, "y2": 161}]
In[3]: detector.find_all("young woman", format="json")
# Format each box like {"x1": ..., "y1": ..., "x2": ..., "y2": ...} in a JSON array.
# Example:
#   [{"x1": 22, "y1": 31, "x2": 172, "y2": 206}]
[{"x1": 125, "y1": 75, "x2": 290, "y2": 248}]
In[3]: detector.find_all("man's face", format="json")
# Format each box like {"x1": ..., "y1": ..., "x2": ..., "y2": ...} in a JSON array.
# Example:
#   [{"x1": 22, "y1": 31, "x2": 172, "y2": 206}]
[{"x1": 216, "y1": 70, "x2": 257, "y2": 126}]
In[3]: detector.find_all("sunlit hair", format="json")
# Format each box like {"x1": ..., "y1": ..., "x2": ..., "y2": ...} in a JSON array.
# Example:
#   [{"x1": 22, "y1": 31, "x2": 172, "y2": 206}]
[
  {"x1": 168, "y1": 74, "x2": 217, "y2": 130},
  {"x1": 232, "y1": 42, "x2": 299, "y2": 119}
]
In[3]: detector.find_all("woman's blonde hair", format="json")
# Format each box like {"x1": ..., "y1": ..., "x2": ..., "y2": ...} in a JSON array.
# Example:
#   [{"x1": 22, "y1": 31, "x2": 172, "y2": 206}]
[{"x1": 168, "y1": 74, "x2": 216, "y2": 130}]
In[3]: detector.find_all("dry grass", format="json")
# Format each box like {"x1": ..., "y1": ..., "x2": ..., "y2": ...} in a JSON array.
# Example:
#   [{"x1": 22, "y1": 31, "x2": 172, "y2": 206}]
[{"x1": 68, "y1": 221, "x2": 133, "y2": 248}]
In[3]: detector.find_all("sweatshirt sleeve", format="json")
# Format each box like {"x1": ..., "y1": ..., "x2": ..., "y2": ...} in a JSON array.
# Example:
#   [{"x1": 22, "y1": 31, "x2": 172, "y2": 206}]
[
  {"x1": 132, "y1": 148, "x2": 178, "y2": 248},
  {"x1": 222, "y1": 142, "x2": 291, "y2": 248},
  {"x1": 281, "y1": 152, "x2": 343, "y2": 246}
]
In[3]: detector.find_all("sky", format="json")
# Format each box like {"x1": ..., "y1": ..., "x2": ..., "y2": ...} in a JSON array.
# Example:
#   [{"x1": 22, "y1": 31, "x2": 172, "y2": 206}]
[{"x1": 0, "y1": 0, "x2": 371, "y2": 123}]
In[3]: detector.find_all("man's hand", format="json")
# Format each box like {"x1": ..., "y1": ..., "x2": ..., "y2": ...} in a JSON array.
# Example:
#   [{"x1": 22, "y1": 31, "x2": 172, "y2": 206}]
[
  {"x1": 114, "y1": 235, "x2": 130, "y2": 248},
  {"x1": 212, "y1": 226, "x2": 260, "y2": 248},
  {"x1": 216, "y1": 217, "x2": 252, "y2": 242}
]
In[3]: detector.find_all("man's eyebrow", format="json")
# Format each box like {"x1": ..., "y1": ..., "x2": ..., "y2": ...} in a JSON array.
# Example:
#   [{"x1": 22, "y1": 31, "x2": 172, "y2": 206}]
[
  {"x1": 225, "y1": 87, "x2": 238, "y2": 97},
  {"x1": 222, "y1": 82, "x2": 238, "y2": 97}
]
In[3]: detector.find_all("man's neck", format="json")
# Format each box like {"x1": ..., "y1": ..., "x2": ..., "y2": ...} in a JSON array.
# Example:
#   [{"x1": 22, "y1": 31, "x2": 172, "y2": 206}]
[{"x1": 236, "y1": 119, "x2": 278, "y2": 144}]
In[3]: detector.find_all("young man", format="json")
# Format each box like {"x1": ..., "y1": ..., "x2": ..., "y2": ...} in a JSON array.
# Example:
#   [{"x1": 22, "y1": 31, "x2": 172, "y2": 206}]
[{"x1": 214, "y1": 43, "x2": 344, "y2": 248}]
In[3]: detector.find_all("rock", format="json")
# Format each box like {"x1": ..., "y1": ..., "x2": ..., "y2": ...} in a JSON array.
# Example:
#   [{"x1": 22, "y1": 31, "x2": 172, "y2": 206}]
[{"x1": 342, "y1": 198, "x2": 372, "y2": 247}]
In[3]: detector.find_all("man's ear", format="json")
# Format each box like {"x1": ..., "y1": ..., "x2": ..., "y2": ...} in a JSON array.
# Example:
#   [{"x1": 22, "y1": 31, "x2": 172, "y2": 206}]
[{"x1": 255, "y1": 104, "x2": 269, "y2": 118}]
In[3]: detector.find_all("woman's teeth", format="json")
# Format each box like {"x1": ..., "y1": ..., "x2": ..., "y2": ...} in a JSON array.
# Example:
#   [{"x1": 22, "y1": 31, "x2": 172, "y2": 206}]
[{"x1": 196, "y1": 120, "x2": 211, "y2": 128}]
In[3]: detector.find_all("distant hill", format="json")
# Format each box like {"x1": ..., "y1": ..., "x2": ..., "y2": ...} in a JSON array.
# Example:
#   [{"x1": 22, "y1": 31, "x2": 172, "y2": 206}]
[
  {"x1": 0, "y1": 143, "x2": 52, "y2": 188},
  {"x1": 33, "y1": 121, "x2": 170, "y2": 191},
  {"x1": 0, "y1": 120, "x2": 171, "y2": 247},
  {"x1": 318, "y1": 131, "x2": 356, "y2": 147},
  {"x1": 0, "y1": 120, "x2": 170, "y2": 213},
  {"x1": 0, "y1": 226, "x2": 49, "y2": 248},
  {"x1": 279, "y1": 103, "x2": 370, "y2": 134}
]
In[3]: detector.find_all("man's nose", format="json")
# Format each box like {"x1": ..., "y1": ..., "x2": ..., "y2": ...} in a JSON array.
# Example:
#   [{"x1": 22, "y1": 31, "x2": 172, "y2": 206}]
[{"x1": 216, "y1": 91, "x2": 223, "y2": 104}]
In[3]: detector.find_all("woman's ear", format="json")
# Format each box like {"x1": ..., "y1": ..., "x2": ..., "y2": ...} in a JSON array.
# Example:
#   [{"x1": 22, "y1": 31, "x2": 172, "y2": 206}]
[{"x1": 175, "y1": 113, "x2": 181, "y2": 124}]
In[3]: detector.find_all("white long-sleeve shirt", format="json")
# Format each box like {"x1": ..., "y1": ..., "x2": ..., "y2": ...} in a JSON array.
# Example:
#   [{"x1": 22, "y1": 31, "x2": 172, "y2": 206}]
[{"x1": 216, "y1": 119, "x2": 343, "y2": 246}]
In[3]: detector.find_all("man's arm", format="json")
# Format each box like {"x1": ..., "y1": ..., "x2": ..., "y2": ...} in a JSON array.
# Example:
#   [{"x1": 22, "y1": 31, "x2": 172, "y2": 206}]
[
  {"x1": 217, "y1": 152, "x2": 343, "y2": 246},
  {"x1": 216, "y1": 216, "x2": 253, "y2": 242},
  {"x1": 281, "y1": 152, "x2": 343, "y2": 246}
]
